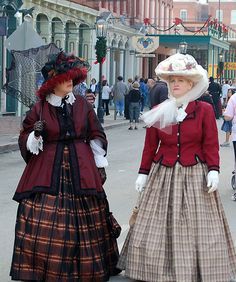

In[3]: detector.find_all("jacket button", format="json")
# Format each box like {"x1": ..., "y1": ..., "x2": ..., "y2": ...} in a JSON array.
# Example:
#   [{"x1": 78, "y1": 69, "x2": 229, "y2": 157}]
[
  {"x1": 177, "y1": 144, "x2": 180, "y2": 146},
  {"x1": 177, "y1": 133, "x2": 180, "y2": 136},
  {"x1": 177, "y1": 154, "x2": 180, "y2": 158}
]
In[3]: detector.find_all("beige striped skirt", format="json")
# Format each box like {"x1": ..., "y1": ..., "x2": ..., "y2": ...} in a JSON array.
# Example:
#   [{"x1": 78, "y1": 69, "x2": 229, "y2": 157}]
[{"x1": 117, "y1": 162, "x2": 236, "y2": 282}]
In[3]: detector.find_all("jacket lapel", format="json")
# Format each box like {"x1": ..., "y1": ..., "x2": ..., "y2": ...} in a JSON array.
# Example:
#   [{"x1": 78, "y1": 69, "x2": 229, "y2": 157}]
[{"x1": 185, "y1": 101, "x2": 197, "y2": 120}]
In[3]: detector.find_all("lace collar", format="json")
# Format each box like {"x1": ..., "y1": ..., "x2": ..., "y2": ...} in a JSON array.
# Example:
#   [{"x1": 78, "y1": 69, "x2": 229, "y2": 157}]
[{"x1": 46, "y1": 92, "x2": 76, "y2": 107}]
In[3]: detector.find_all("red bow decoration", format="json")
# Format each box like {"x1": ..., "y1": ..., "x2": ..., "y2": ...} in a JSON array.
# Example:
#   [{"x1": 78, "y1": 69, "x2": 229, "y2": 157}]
[
  {"x1": 144, "y1": 18, "x2": 151, "y2": 25},
  {"x1": 208, "y1": 20, "x2": 214, "y2": 27},
  {"x1": 174, "y1": 18, "x2": 182, "y2": 25},
  {"x1": 222, "y1": 24, "x2": 228, "y2": 33},
  {"x1": 94, "y1": 57, "x2": 106, "y2": 65}
]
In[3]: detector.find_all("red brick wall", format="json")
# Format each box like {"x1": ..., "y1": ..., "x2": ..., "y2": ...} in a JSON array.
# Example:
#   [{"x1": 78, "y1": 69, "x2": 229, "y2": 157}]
[
  {"x1": 208, "y1": 2, "x2": 236, "y2": 29},
  {"x1": 69, "y1": 0, "x2": 100, "y2": 10},
  {"x1": 72, "y1": 0, "x2": 173, "y2": 29},
  {"x1": 173, "y1": 2, "x2": 203, "y2": 21},
  {"x1": 173, "y1": 1, "x2": 236, "y2": 29}
]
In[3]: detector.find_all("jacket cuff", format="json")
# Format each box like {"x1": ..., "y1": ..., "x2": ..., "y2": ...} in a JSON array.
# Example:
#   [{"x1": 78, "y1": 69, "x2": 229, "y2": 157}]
[
  {"x1": 138, "y1": 168, "x2": 150, "y2": 175},
  {"x1": 208, "y1": 165, "x2": 220, "y2": 172}
]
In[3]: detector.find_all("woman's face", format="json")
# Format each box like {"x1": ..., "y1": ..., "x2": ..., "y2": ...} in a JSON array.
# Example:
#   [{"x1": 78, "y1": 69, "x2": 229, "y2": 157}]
[
  {"x1": 54, "y1": 79, "x2": 73, "y2": 97},
  {"x1": 228, "y1": 89, "x2": 233, "y2": 97},
  {"x1": 169, "y1": 76, "x2": 193, "y2": 98}
]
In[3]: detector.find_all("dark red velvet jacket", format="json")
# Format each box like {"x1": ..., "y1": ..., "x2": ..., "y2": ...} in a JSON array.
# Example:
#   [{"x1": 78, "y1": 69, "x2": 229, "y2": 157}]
[
  {"x1": 139, "y1": 101, "x2": 220, "y2": 175},
  {"x1": 14, "y1": 95, "x2": 107, "y2": 202}
]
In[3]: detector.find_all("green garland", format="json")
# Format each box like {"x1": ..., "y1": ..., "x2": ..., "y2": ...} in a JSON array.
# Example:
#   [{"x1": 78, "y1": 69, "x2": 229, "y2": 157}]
[{"x1": 95, "y1": 37, "x2": 107, "y2": 63}]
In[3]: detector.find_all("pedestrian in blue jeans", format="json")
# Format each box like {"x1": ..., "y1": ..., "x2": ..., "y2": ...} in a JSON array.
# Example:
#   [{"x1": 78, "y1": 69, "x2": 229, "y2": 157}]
[
  {"x1": 112, "y1": 76, "x2": 128, "y2": 116},
  {"x1": 128, "y1": 81, "x2": 141, "y2": 130},
  {"x1": 139, "y1": 78, "x2": 149, "y2": 113},
  {"x1": 221, "y1": 88, "x2": 234, "y2": 147}
]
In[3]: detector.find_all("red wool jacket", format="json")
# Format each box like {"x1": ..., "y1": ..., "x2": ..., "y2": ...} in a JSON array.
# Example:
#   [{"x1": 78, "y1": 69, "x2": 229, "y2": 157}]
[
  {"x1": 14, "y1": 95, "x2": 107, "y2": 202},
  {"x1": 139, "y1": 101, "x2": 220, "y2": 175}
]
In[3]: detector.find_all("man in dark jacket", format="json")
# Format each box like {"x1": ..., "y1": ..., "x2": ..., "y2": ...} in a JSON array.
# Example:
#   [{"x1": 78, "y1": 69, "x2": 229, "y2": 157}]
[
  {"x1": 208, "y1": 76, "x2": 222, "y2": 119},
  {"x1": 149, "y1": 78, "x2": 168, "y2": 108}
]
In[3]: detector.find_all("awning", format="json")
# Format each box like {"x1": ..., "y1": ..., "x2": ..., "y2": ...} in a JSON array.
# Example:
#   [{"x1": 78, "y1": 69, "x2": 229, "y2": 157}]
[{"x1": 146, "y1": 34, "x2": 230, "y2": 51}]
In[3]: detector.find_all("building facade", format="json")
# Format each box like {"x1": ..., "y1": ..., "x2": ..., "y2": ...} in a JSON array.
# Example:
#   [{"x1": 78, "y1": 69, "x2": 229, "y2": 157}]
[
  {"x1": 173, "y1": 0, "x2": 236, "y2": 81},
  {"x1": 0, "y1": 0, "x2": 175, "y2": 114},
  {"x1": 208, "y1": 0, "x2": 236, "y2": 80},
  {"x1": 75, "y1": 0, "x2": 174, "y2": 82}
]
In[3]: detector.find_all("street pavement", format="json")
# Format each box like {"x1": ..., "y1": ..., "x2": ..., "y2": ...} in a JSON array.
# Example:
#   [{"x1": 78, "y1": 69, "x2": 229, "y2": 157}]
[{"x1": 0, "y1": 118, "x2": 236, "y2": 281}]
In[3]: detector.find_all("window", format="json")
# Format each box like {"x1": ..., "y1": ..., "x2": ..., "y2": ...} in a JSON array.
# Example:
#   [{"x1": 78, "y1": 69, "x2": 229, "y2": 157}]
[
  {"x1": 69, "y1": 42, "x2": 75, "y2": 53},
  {"x1": 180, "y1": 10, "x2": 187, "y2": 21},
  {"x1": 83, "y1": 44, "x2": 88, "y2": 60},
  {"x1": 55, "y1": 40, "x2": 61, "y2": 48},
  {"x1": 216, "y1": 10, "x2": 223, "y2": 22},
  {"x1": 231, "y1": 10, "x2": 236, "y2": 24}
]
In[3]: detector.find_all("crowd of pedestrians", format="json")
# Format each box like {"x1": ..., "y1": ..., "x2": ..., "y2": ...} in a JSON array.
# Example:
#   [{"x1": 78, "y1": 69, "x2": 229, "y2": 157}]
[{"x1": 72, "y1": 74, "x2": 169, "y2": 131}]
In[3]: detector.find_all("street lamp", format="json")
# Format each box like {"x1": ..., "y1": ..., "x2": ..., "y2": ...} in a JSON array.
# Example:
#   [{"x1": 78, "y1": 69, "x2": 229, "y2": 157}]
[
  {"x1": 218, "y1": 51, "x2": 224, "y2": 84},
  {"x1": 219, "y1": 51, "x2": 223, "y2": 62},
  {"x1": 178, "y1": 41, "x2": 188, "y2": 55},
  {"x1": 95, "y1": 18, "x2": 108, "y2": 124}
]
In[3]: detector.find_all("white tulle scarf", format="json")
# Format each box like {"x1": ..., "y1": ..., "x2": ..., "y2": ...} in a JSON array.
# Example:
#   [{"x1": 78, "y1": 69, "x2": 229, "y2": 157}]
[{"x1": 142, "y1": 65, "x2": 209, "y2": 132}]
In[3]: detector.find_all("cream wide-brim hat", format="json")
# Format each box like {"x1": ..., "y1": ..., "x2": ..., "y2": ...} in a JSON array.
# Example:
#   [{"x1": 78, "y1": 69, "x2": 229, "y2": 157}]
[
  {"x1": 141, "y1": 53, "x2": 209, "y2": 129},
  {"x1": 155, "y1": 53, "x2": 209, "y2": 103}
]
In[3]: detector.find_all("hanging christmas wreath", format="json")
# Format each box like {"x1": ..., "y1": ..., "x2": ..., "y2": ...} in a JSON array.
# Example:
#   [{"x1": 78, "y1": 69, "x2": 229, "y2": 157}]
[{"x1": 95, "y1": 37, "x2": 107, "y2": 64}]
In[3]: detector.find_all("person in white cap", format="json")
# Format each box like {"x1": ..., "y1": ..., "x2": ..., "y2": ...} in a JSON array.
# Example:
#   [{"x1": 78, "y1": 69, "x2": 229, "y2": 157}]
[{"x1": 117, "y1": 53, "x2": 236, "y2": 281}]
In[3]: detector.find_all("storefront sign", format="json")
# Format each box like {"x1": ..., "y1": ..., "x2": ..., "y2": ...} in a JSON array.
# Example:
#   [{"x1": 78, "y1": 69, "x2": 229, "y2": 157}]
[
  {"x1": 208, "y1": 64, "x2": 218, "y2": 78},
  {"x1": 224, "y1": 62, "x2": 236, "y2": 71},
  {"x1": 136, "y1": 53, "x2": 156, "y2": 57},
  {"x1": 132, "y1": 36, "x2": 159, "y2": 53}
]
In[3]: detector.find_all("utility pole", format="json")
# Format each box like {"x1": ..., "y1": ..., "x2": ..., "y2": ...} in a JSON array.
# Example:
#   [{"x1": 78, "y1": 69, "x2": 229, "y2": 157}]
[{"x1": 218, "y1": 0, "x2": 221, "y2": 23}]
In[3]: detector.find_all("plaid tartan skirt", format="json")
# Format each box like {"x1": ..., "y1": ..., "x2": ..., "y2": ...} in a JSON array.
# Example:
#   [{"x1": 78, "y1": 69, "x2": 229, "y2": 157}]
[
  {"x1": 117, "y1": 162, "x2": 236, "y2": 282},
  {"x1": 10, "y1": 147, "x2": 119, "y2": 282}
]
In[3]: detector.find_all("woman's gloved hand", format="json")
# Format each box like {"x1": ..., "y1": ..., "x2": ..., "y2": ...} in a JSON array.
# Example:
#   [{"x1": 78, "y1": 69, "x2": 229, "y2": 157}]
[
  {"x1": 34, "y1": 120, "x2": 46, "y2": 138},
  {"x1": 98, "y1": 167, "x2": 107, "y2": 185},
  {"x1": 135, "y1": 174, "x2": 148, "y2": 192},
  {"x1": 207, "y1": 170, "x2": 219, "y2": 193}
]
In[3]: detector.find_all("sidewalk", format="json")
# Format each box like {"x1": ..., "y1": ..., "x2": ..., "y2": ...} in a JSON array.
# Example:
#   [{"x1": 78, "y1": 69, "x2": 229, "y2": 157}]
[{"x1": 0, "y1": 110, "x2": 129, "y2": 154}]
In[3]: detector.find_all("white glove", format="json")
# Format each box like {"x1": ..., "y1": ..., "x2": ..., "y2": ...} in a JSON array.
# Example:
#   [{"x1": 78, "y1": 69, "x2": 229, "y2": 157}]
[
  {"x1": 90, "y1": 139, "x2": 108, "y2": 168},
  {"x1": 135, "y1": 174, "x2": 148, "y2": 192},
  {"x1": 26, "y1": 131, "x2": 43, "y2": 155},
  {"x1": 207, "y1": 170, "x2": 219, "y2": 193}
]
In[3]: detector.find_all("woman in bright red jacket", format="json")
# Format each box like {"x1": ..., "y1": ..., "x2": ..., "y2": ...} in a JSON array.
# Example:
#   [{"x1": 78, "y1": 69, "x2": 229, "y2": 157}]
[{"x1": 118, "y1": 53, "x2": 236, "y2": 281}]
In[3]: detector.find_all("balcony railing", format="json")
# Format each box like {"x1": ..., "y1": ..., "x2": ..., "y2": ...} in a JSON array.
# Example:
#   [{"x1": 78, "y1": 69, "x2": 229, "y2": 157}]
[{"x1": 152, "y1": 19, "x2": 236, "y2": 43}]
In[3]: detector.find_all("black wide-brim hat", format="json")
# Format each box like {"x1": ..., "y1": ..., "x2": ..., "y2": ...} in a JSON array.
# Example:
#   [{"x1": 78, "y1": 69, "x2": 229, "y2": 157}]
[{"x1": 37, "y1": 51, "x2": 90, "y2": 99}]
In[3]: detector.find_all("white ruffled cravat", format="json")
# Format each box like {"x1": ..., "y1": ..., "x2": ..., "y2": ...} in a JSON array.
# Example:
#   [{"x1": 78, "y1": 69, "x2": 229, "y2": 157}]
[
  {"x1": 46, "y1": 92, "x2": 76, "y2": 106},
  {"x1": 176, "y1": 104, "x2": 188, "y2": 122}
]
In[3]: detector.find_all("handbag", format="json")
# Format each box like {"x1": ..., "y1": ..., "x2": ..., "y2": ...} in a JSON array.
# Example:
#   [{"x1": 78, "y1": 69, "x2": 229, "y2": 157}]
[
  {"x1": 105, "y1": 200, "x2": 121, "y2": 239},
  {"x1": 107, "y1": 212, "x2": 121, "y2": 238},
  {"x1": 129, "y1": 192, "x2": 142, "y2": 227}
]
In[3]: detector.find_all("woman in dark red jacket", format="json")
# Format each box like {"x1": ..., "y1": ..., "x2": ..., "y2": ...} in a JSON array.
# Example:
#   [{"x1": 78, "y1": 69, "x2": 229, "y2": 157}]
[
  {"x1": 118, "y1": 53, "x2": 236, "y2": 281},
  {"x1": 10, "y1": 52, "x2": 120, "y2": 281}
]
